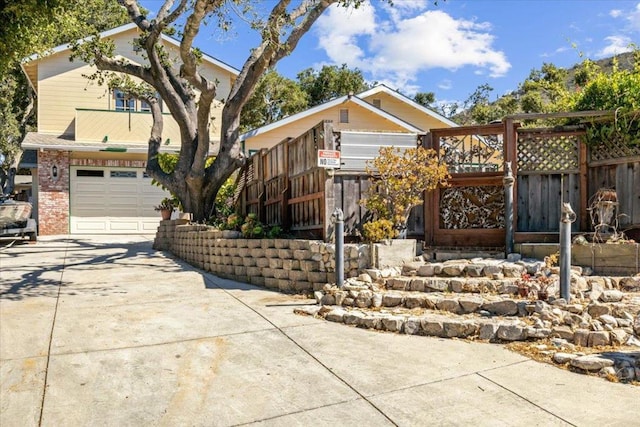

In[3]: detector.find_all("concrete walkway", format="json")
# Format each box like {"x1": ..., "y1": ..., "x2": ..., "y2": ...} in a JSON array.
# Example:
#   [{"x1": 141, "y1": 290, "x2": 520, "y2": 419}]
[{"x1": 1, "y1": 236, "x2": 637, "y2": 426}]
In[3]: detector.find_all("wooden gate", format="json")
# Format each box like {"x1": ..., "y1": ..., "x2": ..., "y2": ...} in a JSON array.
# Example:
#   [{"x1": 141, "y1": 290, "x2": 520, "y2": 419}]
[{"x1": 425, "y1": 124, "x2": 507, "y2": 247}]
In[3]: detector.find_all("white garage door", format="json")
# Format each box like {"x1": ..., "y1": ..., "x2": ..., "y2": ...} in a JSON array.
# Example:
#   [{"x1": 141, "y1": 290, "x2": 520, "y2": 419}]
[{"x1": 70, "y1": 166, "x2": 169, "y2": 234}]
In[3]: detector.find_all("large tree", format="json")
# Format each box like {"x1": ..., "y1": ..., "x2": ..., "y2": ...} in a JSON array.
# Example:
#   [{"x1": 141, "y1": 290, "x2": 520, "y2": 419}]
[{"x1": 75, "y1": 0, "x2": 364, "y2": 222}]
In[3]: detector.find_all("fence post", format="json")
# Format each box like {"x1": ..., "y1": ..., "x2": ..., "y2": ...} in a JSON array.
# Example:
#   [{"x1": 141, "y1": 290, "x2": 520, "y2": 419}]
[
  {"x1": 503, "y1": 161, "x2": 515, "y2": 256},
  {"x1": 322, "y1": 121, "x2": 336, "y2": 242},
  {"x1": 332, "y1": 208, "x2": 344, "y2": 287},
  {"x1": 560, "y1": 202, "x2": 576, "y2": 302}
]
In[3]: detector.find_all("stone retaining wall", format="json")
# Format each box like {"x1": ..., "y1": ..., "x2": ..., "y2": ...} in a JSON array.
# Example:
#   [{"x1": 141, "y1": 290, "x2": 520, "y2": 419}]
[{"x1": 154, "y1": 220, "x2": 369, "y2": 293}]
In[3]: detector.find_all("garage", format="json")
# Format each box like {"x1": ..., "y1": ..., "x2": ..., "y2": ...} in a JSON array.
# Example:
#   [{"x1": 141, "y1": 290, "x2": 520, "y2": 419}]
[{"x1": 70, "y1": 166, "x2": 168, "y2": 234}]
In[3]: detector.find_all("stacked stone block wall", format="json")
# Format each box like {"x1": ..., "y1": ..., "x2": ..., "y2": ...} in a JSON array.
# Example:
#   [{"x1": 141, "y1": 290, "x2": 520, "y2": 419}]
[
  {"x1": 38, "y1": 150, "x2": 70, "y2": 235},
  {"x1": 154, "y1": 221, "x2": 370, "y2": 292}
]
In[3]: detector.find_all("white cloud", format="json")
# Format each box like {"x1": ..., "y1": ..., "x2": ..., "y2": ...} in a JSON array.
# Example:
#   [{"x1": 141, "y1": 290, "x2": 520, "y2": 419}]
[
  {"x1": 314, "y1": 2, "x2": 376, "y2": 65},
  {"x1": 596, "y1": 35, "x2": 634, "y2": 57},
  {"x1": 314, "y1": 4, "x2": 511, "y2": 92},
  {"x1": 609, "y1": 9, "x2": 622, "y2": 18}
]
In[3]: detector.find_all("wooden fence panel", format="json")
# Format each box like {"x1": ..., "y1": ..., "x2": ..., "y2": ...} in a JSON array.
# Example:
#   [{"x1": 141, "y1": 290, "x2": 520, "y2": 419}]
[
  {"x1": 588, "y1": 161, "x2": 640, "y2": 228},
  {"x1": 241, "y1": 154, "x2": 262, "y2": 217},
  {"x1": 287, "y1": 123, "x2": 326, "y2": 237},
  {"x1": 515, "y1": 129, "x2": 584, "y2": 235},
  {"x1": 263, "y1": 140, "x2": 288, "y2": 226},
  {"x1": 517, "y1": 173, "x2": 581, "y2": 232}
]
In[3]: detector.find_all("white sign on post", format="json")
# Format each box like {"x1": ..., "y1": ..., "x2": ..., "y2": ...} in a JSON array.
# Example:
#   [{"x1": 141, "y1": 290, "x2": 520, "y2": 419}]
[{"x1": 317, "y1": 149, "x2": 341, "y2": 168}]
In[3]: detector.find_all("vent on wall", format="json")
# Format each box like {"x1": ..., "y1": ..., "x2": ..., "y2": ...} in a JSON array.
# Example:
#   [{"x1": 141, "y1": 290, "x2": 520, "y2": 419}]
[
  {"x1": 339, "y1": 108, "x2": 349, "y2": 124},
  {"x1": 372, "y1": 99, "x2": 381, "y2": 108}
]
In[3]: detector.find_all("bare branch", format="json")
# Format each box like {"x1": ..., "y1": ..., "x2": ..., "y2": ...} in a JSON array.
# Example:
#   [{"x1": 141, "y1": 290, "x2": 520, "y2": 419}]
[{"x1": 179, "y1": 0, "x2": 223, "y2": 93}]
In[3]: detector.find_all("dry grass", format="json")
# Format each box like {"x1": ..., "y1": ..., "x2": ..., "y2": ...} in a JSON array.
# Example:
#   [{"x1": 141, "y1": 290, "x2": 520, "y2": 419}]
[{"x1": 506, "y1": 340, "x2": 640, "y2": 386}]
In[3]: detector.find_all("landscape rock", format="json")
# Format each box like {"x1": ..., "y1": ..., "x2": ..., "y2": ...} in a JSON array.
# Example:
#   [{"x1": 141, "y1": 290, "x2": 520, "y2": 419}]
[
  {"x1": 382, "y1": 293, "x2": 403, "y2": 307},
  {"x1": 600, "y1": 290, "x2": 624, "y2": 303},
  {"x1": 404, "y1": 317, "x2": 421, "y2": 335},
  {"x1": 588, "y1": 331, "x2": 611, "y2": 347},
  {"x1": 553, "y1": 352, "x2": 578, "y2": 364},
  {"x1": 381, "y1": 316, "x2": 404, "y2": 332},
  {"x1": 496, "y1": 324, "x2": 526, "y2": 341},
  {"x1": 570, "y1": 355, "x2": 614, "y2": 371},
  {"x1": 421, "y1": 318, "x2": 444, "y2": 337},
  {"x1": 482, "y1": 300, "x2": 518, "y2": 316},
  {"x1": 436, "y1": 298, "x2": 460, "y2": 313},
  {"x1": 619, "y1": 277, "x2": 640, "y2": 291}
]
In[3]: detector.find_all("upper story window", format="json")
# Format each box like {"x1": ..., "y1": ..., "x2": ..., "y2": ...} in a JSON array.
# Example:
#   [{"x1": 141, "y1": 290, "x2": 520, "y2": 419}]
[
  {"x1": 114, "y1": 90, "x2": 135, "y2": 111},
  {"x1": 339, "y1": 108, "x2": 349, "y2": 124},
  {"x1": 141, "y1": 94, "x2": 163, "y2": 113}
]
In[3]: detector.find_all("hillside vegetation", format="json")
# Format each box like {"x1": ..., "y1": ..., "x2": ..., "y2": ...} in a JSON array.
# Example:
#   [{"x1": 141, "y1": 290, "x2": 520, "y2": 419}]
[{"x1": 451, "y1": 51, "x2": 639, "y2": 132}]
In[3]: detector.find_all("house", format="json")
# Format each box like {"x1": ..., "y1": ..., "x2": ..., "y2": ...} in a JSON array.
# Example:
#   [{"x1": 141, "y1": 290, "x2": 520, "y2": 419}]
[
  {"x1": 240, "y1": 84, "x2": 459, "y2": 157},
  {"x1": 20, "y1": 23, "x2": 239, "y2": 235}
]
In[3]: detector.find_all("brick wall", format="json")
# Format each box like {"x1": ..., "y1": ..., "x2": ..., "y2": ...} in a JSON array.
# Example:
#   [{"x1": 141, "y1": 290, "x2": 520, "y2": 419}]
[{"x1": 38, "y1": 150, "x2": 70, "y2": 235}]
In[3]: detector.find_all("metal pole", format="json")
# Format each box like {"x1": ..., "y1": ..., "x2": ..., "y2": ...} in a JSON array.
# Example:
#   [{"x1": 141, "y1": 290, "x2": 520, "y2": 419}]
[
  {"x1": 560, "y1": 203, "x2": 576, "y2": 302},
  {"x1": 503, "y1": 161, "x2": 515, "y2": 256},
  {"x1": 333, "y1": 208, "x2": 344, "y2": 287}
]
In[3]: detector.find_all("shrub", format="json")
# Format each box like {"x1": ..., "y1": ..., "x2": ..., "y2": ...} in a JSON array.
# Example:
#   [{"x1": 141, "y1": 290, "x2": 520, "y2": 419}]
[
  {"x1": 362, "y1": 219, "x2": 397, "y2": 243},
  {"x1": 361, "y1": 146, "x2": 449, "y2": 236}
]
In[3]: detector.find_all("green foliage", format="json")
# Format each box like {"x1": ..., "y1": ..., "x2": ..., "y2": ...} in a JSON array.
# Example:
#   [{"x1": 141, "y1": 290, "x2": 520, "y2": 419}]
[
  {"x1": 0, "y1": 0, "x2": 127, "y2": 74},
  {"x1": 154, "y1": 197, "x2": 176, "y2": 211},
  {"x1": 362, "y1": 219, "x2": 397, "y2": 243},
  {"x1": 240, "y1": 69, "x2": 309, "y2": 132},
  {"x1": 361, "y1": 146, "x2": 449, "y2": 234},
  {"x1": 240, "y1": 213, "x2": 264, "y2": 238},
  {"x1": 297, "y1": 64, "x2": 372, "y2": 107},
  {"x1": 209, "y1": 178, "x2": 236, "y2": 227},
  {"x1": 413, "y1": 92, "x2": 436, "y2": 107},
  {"x1": 570, "y1": 53, "x2": 640, "y2": 146}
]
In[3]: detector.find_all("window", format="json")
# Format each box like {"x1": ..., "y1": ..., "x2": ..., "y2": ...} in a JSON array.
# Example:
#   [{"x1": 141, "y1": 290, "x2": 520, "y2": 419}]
[
  {"x1": 110, "y1": 171, "x2": 137, "y2": 178},
  {"x1": 372, "y1": 99, "x2": 381, "y2": 108},
  {"x1": 339, "y1": 108, "x2": 349, "y2": 124},
  {"x1": 141, "y1": 94, "x2": 162, "y2": 113},
  {"x1": 114, "y1": 90, "x2": 135, "y2": 111},
  {"x1": 76, "y1": 169, "x2": 104, "y2": 177},
  {"x1": 140, "y1": 100, "x2": 151, "y2": 112}
]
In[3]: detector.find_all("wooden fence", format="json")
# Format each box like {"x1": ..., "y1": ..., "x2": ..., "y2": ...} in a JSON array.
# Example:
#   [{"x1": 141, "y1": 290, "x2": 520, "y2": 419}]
[{"x1": 238, "y1": 115, "x2": 640, "y2": 246}]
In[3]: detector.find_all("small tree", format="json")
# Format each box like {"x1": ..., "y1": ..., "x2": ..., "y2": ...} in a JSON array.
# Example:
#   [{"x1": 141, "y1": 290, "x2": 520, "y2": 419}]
[{"x1": 361, "y1": 146, "x2": 449, "y2": 241}]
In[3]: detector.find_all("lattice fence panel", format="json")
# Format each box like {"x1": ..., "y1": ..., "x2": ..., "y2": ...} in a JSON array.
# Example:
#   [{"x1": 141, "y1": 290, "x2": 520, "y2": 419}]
[
  {"x1": 590, "y1": 137, "x2": 640, "y2": 162},
  {"x1": 439, "y1": 185, "x2": 505, "y2": 229},
  {"x1": 517, "y1": 132, "x2": 580, "y2": 172}
]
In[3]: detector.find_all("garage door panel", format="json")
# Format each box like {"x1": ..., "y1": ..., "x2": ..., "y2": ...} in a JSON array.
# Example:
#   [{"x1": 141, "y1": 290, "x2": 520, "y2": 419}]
[
  {"x1": 74, "y1": 207, "x2": 108, "y2": 216},
  {"x1": 108, "y1": 220, "x2": 141, "y2": 232},
  {"x1": 73, "y1": 220, "x2": 108, "y2": 232},
  {"x1": 74, "y1": 182, "x2": 108, "y2": 193},
  {"x1": 70, "y1": 166, "x2": 166, "y2": 234}
]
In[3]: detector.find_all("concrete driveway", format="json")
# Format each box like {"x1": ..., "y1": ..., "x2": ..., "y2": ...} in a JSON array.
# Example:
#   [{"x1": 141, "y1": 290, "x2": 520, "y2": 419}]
[{"x1": 1, "y1": 236, "x2": 638, "y2": 426}]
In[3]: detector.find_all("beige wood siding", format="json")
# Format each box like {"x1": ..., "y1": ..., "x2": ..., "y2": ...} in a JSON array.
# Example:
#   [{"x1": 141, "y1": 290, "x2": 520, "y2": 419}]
[
  {"x1": 244, "y1": 101, "x2": 409, "y2": 152},
  {"x1": 35, "y1": 27, "x2": 234, "y2": 140},
  {"x1": 361, "y1": 92, "x2": 448, "y2": 131}
]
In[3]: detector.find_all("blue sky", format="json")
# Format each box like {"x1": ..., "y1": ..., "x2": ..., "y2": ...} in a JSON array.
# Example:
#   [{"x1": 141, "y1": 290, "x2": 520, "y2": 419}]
[{"x1": 140, "y1": 0, "x2": 640, "y2": 106}]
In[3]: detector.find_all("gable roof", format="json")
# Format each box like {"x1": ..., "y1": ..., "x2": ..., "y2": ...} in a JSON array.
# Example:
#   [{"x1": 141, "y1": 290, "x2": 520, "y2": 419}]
[
  {"x1": 357, "y1": 84, "x2": 459, "y2": 128},
  {"x1": 21, "y1": 23, "x2": 239, "y2": 91},
  {"x1": 240, "y1": 89, "x2": 425, "y2": 141}
]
